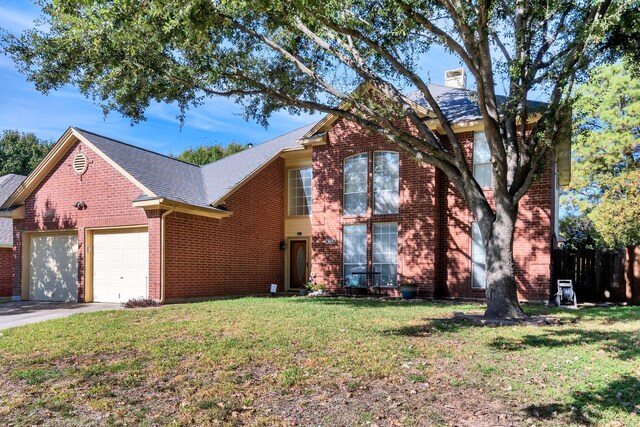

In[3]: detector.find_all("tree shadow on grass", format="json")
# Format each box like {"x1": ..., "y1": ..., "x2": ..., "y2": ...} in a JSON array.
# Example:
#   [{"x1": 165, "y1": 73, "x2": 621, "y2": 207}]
[
  {"x1": 526, "y1": 304, "x2": 640, "y2": 323},
  {"x1": 383, "y1": 314, "x2": 640, "y2": 424},
  {"x1": 525, "y1": 375, "x2": 640, "y2": 424},
  {"x1": 383, "y1": 312, "x2": 640, "y2": 360},
  {"x1": 287, "y1": 296, "x2": 485, "y2": 310},
  {"x1": 489, "y1": 328, "x2": 640, "y2": 361},
  {"x1": 381, "y1": 317, "x2": 481, "y2": 336}
]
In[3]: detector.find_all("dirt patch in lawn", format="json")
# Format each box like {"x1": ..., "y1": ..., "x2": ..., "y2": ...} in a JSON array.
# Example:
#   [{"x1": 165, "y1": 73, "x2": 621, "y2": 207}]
[
  {"x1": 251, "y1": 371, "x2": 519, "y2": 426},
  {"x1": 0, "y1": 354, "x2": 531, "y2": 426}
]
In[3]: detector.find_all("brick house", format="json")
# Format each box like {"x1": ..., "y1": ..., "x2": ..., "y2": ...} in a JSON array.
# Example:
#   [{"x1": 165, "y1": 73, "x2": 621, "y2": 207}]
[
  {"x1": 0, "y1": 79, "x2": 568, "y2": 303},
  {"x1": 0, "y1": 174, "x2": 26, "y2": 298}
]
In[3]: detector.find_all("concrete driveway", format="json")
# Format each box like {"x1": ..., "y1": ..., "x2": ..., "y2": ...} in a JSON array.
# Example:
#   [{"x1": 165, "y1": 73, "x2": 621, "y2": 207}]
[{"x1": 0, "y1": 301, "x2": 122, "y2": 330}]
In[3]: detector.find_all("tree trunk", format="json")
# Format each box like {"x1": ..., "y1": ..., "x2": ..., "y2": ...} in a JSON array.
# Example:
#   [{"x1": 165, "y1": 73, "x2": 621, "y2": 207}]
[{"x1": 483, "y1": 202, "x2": 526, "y2": 319}]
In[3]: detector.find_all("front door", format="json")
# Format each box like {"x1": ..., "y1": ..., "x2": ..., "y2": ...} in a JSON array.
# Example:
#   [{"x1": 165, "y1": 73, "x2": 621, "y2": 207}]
[{"x1": 289, "y1": 240, "x2": 307, "y2": 289}]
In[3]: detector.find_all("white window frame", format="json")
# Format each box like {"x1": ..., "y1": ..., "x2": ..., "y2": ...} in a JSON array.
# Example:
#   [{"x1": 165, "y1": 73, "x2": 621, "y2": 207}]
[
  {"x1": 373, "y1": 222, "x2": 399, "y2": 287},
  {"x1": 373, "y1": 151, "x2": 399, "y2": 215},
  {"x1": 288, "y1": 167, "x2": 313, "y2": 216},
  {"x1": 473, "y1": 131, "x2": 492, "y2": 188},
  {"x1": 471, "y1": 222, "x2": 487, "y2": 289},
  {"x1": 343, "y1": 224, "x2": 367, "y2": 280},
  {"x1": 343, "y1": 153, "x2": 368, "y2": 216}
]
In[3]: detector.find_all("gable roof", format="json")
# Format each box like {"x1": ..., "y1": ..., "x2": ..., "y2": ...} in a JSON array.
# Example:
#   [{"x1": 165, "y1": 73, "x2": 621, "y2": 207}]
[
  {"x1": 406, "y1": 84, "x2": 547, "y2": 124},
  {"x1": 0, "y1": 174, "x2": 26, "y2": 245},
  {"x1": 201, "y1": 123, "x2": 315, "y2": 205},
  {"x1": 406, "y1": 84, "x2": 483, "y2": 123},
  {"x1": 77, "y1": 123, "x2": 314, "y2": 208},
  {"x1": 305, "y1": 83, "x2": 547, "y2": 138},
  {"x1": 74, "y1": 128, "x2": 207, "y2": 206},
  {"x1": 1, "y1": 124, "x2": 316, "y2": 215}
]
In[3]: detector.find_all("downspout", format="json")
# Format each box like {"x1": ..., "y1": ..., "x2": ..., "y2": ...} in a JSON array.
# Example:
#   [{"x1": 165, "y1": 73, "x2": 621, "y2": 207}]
[{"x1": 160, "y1": 206, "x2": 175, "y2": 303}]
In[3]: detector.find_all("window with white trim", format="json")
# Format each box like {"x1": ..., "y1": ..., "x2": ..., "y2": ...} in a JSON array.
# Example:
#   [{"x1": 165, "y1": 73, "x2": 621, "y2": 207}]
[
  {"x1": 471, "y1": 222, "x2": 487, "y2": 289},
  {"x1": 343, "y1": 224, "x2": 367, "y2": 278},
  {"x1": 288, "y1": 168, "x2": 312, "y2": 216},
  {"x1": 473, "y1": 131, "x2": 492, "y2": 188},
  {"x1": 373, "y1": 151, "x2": 399, "y2": 214},
  {"x1": 344, "y1": 153, "x2": 368, "y2": 216},
  {"x1": 373, "y1": 223, "x2": 398, "y2": 287}
]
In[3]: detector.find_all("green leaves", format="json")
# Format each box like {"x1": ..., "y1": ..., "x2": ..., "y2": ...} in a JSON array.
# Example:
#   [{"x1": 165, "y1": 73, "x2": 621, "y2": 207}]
[
  {"x1": 173, "y1": 141, "x2": 249, "y2": 165},
  {"x1": 566, "y1": 63, "x2": 640, "y2": 247},
  {"x1": 0, "y1": 130, "x2": 52, "y2": 176}
]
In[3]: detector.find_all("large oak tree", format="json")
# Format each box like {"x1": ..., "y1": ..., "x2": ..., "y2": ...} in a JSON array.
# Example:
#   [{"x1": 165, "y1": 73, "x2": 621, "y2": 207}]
[{"x1": 1, "y1": 0, "x2": 629, "y2": 318}]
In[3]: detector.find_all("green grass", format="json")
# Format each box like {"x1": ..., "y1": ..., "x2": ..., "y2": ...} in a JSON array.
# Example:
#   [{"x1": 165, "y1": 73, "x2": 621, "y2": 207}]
[{"x1": 0, "y1": 297, "x2": 638, "y2": 426}]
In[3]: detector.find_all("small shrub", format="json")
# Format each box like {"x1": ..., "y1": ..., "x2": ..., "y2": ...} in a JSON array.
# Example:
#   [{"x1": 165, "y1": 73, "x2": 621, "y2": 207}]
[
  {"x1": 304, "y1": 282, "x2": 328, "y2": 293},
  {"x1": 121, "y1": 298, "x2": 159, "y2": 309}
]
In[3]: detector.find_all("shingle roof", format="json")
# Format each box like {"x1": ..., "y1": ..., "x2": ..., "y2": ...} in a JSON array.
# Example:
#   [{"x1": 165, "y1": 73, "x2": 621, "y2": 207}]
[
  {"x1": 74, "y1": 128, "x2": 208, "y2": 206},
  {"x1": 407, "y1": 84, "x2": 546, "y2": 123},
  {"x1": 201, "y1": 123, "x2": 315, "y2": 205},
  {"x1": 0, "y1": 174, "x2": 26, "y2": 245},
  {"x1": 74, "y1": 123, "x2": 315, "y2": 208}
]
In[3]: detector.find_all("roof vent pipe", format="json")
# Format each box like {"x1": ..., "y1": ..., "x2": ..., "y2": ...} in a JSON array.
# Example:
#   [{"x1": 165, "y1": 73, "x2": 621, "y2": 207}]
[{"x1": 444, "y1": 68, "x2": 467, "y2": 89}]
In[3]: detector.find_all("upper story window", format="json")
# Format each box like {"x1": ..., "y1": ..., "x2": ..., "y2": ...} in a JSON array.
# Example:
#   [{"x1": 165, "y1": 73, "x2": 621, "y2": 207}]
[
  {"x1": 344, "y1": 153, "x2": 368, "y2": 216},
  {"x1": 471, "y1": 222, "x2": 487, "y2": 289},
  {"x1": 373, "y1": 151, "x2": 399, "y2": 214},
  {"x1": 288, "y1": 168, "x2": 312, "y2": 216},
  {"x1": 473, "y1": 131, "x2": 492, "y2": 188}
]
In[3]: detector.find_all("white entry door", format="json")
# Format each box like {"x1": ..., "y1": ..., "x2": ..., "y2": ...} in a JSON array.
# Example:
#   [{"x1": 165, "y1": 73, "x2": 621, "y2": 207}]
[
  {"x1": 93, "y1": 230, "x2": 149, "y2": 303},
  {"x1": 29, "y1": 233, "x2": 78, "y2": 302}
]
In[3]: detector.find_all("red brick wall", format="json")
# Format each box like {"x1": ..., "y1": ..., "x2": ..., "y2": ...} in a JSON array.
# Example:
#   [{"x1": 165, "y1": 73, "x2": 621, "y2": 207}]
[
  {"x1": 147, "y1": 210, "x2": 163, "y2": 300},
  {"x1": 311, "y1": 119, "x2": 438, "y2": 297},
  {"x1": 163, "y1": 158, "x2": 286, "y2": 299},
  {"x1": 13, "y1": 138, "x2": 153, "y2": 301},
  {"x1": 439, "y1": 132, "x2": 552, "y2": 301},
  {"x1": 312, "y1": 120, "x2": 552, "y2": 301},
  {"x1": 0, "y1": 247, "x2": 11, "y2": 297}
]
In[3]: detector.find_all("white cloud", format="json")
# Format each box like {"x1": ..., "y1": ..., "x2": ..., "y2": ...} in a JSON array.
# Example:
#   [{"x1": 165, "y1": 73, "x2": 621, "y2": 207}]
[{"x1": 0, "y1": 5, "x2": 39, "y2": 32}]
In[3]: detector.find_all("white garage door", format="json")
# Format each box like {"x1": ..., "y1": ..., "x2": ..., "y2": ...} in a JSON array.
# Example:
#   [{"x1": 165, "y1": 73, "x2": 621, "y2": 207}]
[
  {"x1": 93, "y1": 230, "x2": 149, "y2": 303},
  {"x1": 30, "y1": 233, "x2": 78, "y2": 302}
]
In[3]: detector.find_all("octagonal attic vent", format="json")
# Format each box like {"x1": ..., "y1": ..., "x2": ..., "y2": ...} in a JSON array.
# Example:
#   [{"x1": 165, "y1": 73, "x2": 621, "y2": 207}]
[{"x1": 73, "y1": 152, "x2": 88, "y2": 175}]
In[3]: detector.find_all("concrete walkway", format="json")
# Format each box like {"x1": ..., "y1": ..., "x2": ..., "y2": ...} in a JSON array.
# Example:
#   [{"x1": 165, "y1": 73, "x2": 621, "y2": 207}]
[{"x1": 0, "y1": 301, "x2": 122, "y2": 330}]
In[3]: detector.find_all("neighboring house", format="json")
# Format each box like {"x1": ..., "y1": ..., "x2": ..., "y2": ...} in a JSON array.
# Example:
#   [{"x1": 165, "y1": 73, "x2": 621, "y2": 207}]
[
  {"x1": 0, "y1": 72, "x2": 569, "y2": 303},
  {"x1": 0, "y1": 174, "x2": 27, "y2": 297}
]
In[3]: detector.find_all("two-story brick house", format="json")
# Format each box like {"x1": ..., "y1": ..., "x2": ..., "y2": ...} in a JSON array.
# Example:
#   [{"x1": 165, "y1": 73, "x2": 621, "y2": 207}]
[{"x1": 0, "y1": 77, "x2": 568, "y2": 303}]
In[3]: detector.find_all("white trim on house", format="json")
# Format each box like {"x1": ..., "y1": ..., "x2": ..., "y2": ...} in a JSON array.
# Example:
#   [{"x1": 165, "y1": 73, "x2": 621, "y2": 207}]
[{"x1": 1, "y1": 128, "x2": 156, "y2": 210}]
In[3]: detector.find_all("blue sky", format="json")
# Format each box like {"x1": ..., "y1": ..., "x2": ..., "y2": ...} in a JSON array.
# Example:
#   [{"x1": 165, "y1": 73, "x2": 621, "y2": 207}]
[{"x1": 0, "y1": 0, "x2": 467, "y2": 155}]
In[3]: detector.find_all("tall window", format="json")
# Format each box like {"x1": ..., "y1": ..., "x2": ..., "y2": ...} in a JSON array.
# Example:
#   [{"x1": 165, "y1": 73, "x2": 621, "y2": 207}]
[
  {"x1": 373, "y1": 223, "x2": 398, "y2": 286},
  {"x1": 373, "y1": 152, "x2": 399, "y2": 214},
  {"x1": 471, "y1": 222, "x2": 486, "y2": 289},
  {"x1": 343, "y1": 224, "x2": 367, "y2": 277},
  {"x1": 344, "y1": 154, "x2": 368, "y2": 216},
  {"x1": 473, "y1": 131, "x2": 491, "y2": 188},
  {"x1": 288, "y1": 168, "x2": 312, "y2": 216}
]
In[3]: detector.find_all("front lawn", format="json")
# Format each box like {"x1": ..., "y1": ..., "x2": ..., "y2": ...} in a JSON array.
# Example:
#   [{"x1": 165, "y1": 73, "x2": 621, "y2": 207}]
[{"x1": 0, "y1": 298, "x2": 638, "y2": 426}]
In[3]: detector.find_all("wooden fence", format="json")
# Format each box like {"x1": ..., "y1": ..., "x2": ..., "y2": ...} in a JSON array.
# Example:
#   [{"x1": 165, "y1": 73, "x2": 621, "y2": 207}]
[{"x1": 552, "y1": 246, "x2": 640, "y2": 304}]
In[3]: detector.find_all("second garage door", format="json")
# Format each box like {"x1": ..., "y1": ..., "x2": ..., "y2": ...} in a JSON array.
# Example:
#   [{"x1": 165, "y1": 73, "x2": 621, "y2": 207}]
[{"x1": 93, "y1": 229, "x2": 149, "y2": 303}]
